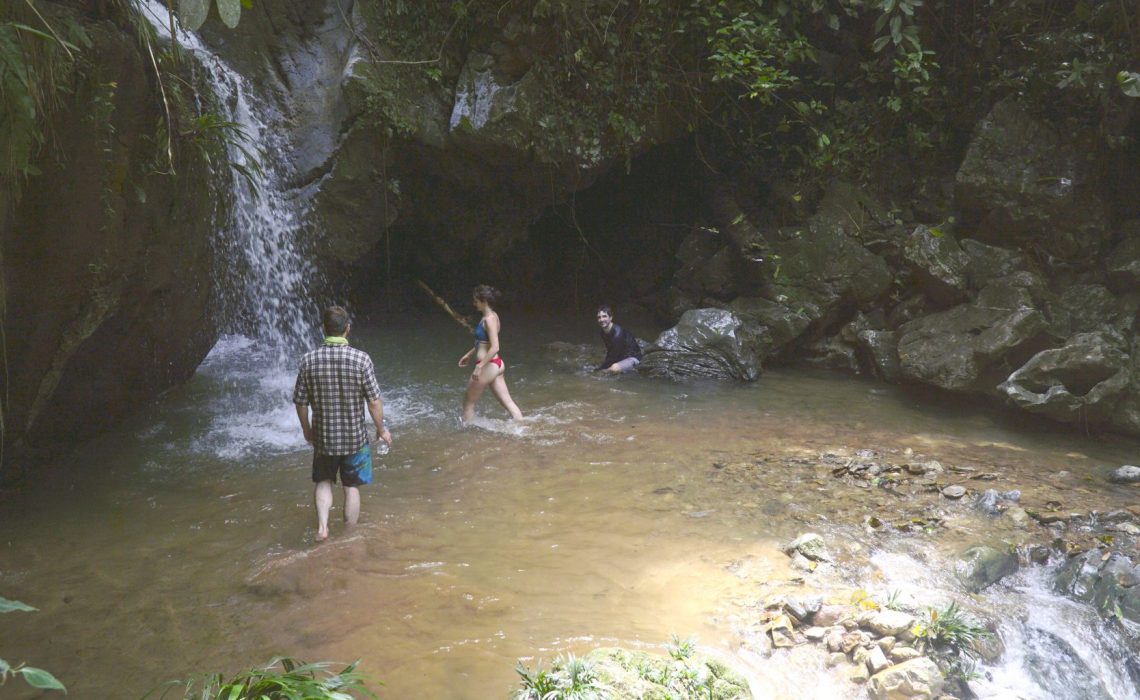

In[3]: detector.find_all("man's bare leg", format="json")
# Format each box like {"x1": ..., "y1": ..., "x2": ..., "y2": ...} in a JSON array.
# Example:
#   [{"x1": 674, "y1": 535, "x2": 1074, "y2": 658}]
[
  {"x1": 314, "y1": 480, "x2": 334, "y2": 540},
  {"x1": 344, "y1": 485, "x2": 361, "y2": 526}
]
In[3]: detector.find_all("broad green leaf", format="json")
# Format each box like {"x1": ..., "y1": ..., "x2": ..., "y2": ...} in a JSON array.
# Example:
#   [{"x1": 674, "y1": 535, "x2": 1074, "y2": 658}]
[
  {"x1": 179, "y1": 0, "x2": 209, "y2": 31},
  {"x1": 0, "y1": 596, "x2": 37, "y2": 613},
  {"x1": 19, "y1": 666, "x2": 66, "y2": 691},
  {"x1": 216, "y1": 0, "x2": 242, "y2": 29},
  {"x1": 241, "y1": 0, "x2": 253, "y2": 7},
  {"x1": 1118, "y1": 71, "x2": 1140, "y2": 98}
]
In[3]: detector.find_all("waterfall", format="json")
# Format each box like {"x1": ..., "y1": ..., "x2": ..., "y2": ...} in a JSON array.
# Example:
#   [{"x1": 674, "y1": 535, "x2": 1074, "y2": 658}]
[
  {"x1": 133, "y1": 1, "x2": 317, "y2": 456},
  {"x1": 134, "y1": 0, "x2": 317, "y2": 359}
]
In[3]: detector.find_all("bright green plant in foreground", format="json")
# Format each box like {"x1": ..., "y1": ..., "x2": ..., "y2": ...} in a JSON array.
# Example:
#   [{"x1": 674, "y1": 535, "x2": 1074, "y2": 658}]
[
  {"x1": 514, "y1": 654, "x2": 608, "y2": 700},
  {"x1": 912, "y1": 601, "x2": 992, "y2": 657},
  {"x1": 145, "y1": 657, "x2": 376, "y2": 700},
  {"x1": 0, "y1": 596, "x2": 66, "y2": 693}
]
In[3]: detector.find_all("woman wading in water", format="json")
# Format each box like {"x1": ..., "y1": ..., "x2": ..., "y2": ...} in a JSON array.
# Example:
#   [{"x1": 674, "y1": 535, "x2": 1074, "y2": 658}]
[{"x1": 457, "y1": 285, "x2": 523, "y2": 423}]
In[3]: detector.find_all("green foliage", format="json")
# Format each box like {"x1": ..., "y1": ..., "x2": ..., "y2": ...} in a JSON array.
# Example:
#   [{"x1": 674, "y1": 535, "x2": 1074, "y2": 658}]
[
  {"x1": 0, "y1": 596, "x2": 66, "y2": 693},
  {"x1": 513, "y1": 654, "x2": 608, "y2": 700},
  {"x1": 0, "y1": 1, "x2": 90, "y2": 186},
  {"x1": 146, "y1": 657, "x2": 376, "y2": 700},
  {"x1": 178, "y1": 0, "x2": 251, "y2": 31},
  {"x1": 912, "y1": 601, "x2": 992, "y2": 658},
  {"x1": 667, "y1": 634, "x2": 697, "y2": 661}
]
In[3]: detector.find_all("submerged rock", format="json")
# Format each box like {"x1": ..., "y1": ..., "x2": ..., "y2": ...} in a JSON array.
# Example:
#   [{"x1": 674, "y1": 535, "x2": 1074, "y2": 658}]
[
  {"x1": 1109, "y1": 465, "x2": 1140, "y2": 484},
  {"x1": 955, "y1": 544, "x2": 1018, "y2": 593},
  {"x1": 781, "y1": 533, "x2": 833, "y2": 563}
]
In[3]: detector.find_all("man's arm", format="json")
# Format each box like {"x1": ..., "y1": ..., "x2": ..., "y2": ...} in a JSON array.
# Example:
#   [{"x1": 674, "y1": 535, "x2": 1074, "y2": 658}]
[
  {"x1": 367, "y1": 397, "x2": 392, "y2": 447},
  {"x1": 295, "y1": 404, "x2": 313, "y2": 443}
]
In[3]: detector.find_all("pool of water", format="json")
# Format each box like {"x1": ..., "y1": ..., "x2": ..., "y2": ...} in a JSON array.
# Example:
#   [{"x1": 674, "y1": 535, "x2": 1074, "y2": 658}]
[{"x1": 2, "y1": 316, "x2": 1138, "y2": 698}]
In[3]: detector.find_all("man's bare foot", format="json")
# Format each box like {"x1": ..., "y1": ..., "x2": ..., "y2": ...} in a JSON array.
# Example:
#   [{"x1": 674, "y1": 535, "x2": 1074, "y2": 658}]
[{"x1": 315, "y1": 529, "x2": 329, "y2": 542}]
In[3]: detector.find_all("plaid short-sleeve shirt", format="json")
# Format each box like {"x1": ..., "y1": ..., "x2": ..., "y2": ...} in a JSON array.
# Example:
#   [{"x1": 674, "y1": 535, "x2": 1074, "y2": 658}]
[{"x1": 293, "y1": 342, "x2": 382, "y2": 456}]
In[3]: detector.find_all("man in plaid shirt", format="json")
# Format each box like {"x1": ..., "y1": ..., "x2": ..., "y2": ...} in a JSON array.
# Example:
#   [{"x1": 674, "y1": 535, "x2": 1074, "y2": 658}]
[{"x1": 294, "y1": 306, "x2": 392, "y2": 541}]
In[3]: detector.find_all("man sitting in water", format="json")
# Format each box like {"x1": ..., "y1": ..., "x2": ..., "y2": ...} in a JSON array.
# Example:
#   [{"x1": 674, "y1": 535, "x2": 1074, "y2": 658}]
[{"x1": 595, "y1": 305, "x2": 642, "y2": 374}]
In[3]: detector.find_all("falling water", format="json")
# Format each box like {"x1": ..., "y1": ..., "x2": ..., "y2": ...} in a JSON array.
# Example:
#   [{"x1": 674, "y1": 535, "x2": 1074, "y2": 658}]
[
  {"x1": 130, "y1": 2, "x2": 323, "y2": 457},
  {"x1": 134, "y1": 0, "x2": 317, "y2": 359}
]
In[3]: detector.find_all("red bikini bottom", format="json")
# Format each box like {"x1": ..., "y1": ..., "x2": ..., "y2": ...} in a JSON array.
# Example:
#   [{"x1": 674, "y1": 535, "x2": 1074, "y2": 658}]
[{"x1": 476, "y1": 356, "x2": 504, "y2": 368}]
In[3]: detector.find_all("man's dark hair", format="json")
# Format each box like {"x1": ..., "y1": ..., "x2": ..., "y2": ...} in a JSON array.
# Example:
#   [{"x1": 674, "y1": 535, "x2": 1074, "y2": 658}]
[
  {"x1": 597, "y1": 305, "x2": 612, "y2": 316},
  {"x1": 322, "y1": 305, "x2": 351, "y2": 336}
]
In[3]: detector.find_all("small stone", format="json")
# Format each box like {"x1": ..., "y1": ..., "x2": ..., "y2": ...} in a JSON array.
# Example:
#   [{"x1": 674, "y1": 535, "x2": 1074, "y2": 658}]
[
  {"x1": 825, "y1": 630, "x2": 845, "y2": 653},
  {"x1": 867, "y1": 645, "x2": 891, "y2": 674},
  {"x1": 782, "y1": 533, "x2": 833, "y2": 562},
  {"x1": 863, "y1": 610, "x2": 917, "y2": 637},
  {"x1": 814, "y1": 605, "x2": 852, "y2": 627},
  {"x1": 889, "y1": 646, "x2": 923, "y2": 662},
  {"x1": 785, "y1": 597, "x2": 809, "y2": 621},
  {"x1": 1110, "y1": 465, "x2": 1140, "y2": 484},
  {"x1": 826, "y1": 652, "x2": 847, "y2": 668},
  {"x1": 942, "y1": 485, "x2": 967, "y2": 499},
  {"x1": 1111, "y1": 522, "x2": 1140, "y2": 536},
  {"x1": 804, "y1": 626, "x2": 828, "y2": 641},
  {"x1": 771, "y1": 627, "x2": 797, "y2": 648},
  {"x1": 790, "y1": 552, "x2": 817, "y2": 572},
  {"x1": 1004, "y1": 506, "x2": 1030, "y2": 529},
  {"x1": 847, "y1": 664, "x2": 870, "y2": 683},
  {"x1": 877, "y1": 636, "x2": 896, "y2": 653}
]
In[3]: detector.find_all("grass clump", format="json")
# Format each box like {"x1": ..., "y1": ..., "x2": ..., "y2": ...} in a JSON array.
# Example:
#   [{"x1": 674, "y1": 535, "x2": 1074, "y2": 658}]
[
  {"x1": 145, "y1": 657, "x2": 376, "y2": 700},
  {"x1": 514, "y1": 654, "x2": 608, "y2": 700}
]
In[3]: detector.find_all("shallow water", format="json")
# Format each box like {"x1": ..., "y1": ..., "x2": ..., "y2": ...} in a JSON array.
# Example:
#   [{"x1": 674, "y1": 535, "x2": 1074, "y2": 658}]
[{"x1": 2, "y1": 317, "x2": 1138, "y2": 699}]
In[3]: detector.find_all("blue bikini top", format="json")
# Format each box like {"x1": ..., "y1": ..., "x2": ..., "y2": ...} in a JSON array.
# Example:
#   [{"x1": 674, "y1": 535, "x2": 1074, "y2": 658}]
[{"x1": 474, "y1": 318, "x2": 489, "y2": 342}]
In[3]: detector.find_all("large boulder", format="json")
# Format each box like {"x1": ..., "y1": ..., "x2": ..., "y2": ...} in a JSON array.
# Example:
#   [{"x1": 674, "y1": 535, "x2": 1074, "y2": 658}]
[
  {"x1": 763, "y1": 190, "x2": 893, "y2": 331},
  {"x1": 1107, "y1": 222, "x2": 1140, "y2": 293},
  {"x1": 641, "y1": 309, "x2": 760, "y2": 381},
  {"x1": 902, "y1": 226, "x2": 970, "y2": 306},
  {"x1": 867, "y1": 657, "x2": 945, "y2": 700},
  {"x1": 897, "y1": 273, "x2": 1057, "y2": 393},
  {"x1": 2, "y1": 11, "x2": 218, "y2": 466},
  {"x1": 960, "y1": 239, "x2": 1028, "y2": 291},
  {"x1": 1056, "y1": 550, "x2": 1140, "y2": 626},
  {"x1": 998, "y1": 331, "x2": 1132, "y2": 427},
  {"x1": 955, "y1": 99, "x2": 1112, "y2": 262}
]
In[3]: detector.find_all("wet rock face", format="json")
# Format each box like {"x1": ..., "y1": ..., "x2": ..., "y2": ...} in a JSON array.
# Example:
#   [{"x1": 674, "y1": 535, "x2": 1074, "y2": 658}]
[
  {"x1": 897, "y1": 273, "x2": 1055, "y2": 393},
  {"x1": 640, "y1": 309, "x2": 760, "y2": 381},
  {"x1": 998, "y1": 331, "x2": 1132, "y2": 427},
  {"x1": 1056, "y1": 550, "x2": 1140, "y2": 626},
  {"x1": 955, "y1": 98, "x2": 1112, "y2": 262},
  {"x1": 2, "y1": 16, "x2": 217, "y2": 463}
]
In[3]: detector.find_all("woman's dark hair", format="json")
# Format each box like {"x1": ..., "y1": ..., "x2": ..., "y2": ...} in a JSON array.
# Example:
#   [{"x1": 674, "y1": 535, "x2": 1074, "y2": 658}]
[{"x1": 473, "y1": 284, "x2": 501, "y2": 304}]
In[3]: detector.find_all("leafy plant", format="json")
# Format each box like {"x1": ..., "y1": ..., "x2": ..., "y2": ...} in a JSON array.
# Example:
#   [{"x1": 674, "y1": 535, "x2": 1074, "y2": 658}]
[
  {"x1": 667, "y1": 634, "x2": 697, "y2": 661},
  {"x1": 144, "y1": 657, "x2": 376, "y2": 700},
  {"x1": 0, "y1": 596, "x2": 66, "y2": 693},
  {"x1": 912, "y1": 601, "x2": 991, "y2": 657},
  {"x1": 178, "y1": 0, "x2": 253, "y2": 31},
  {"x1": 513, "y1": 654, "x2": 608, "y2": 700}
]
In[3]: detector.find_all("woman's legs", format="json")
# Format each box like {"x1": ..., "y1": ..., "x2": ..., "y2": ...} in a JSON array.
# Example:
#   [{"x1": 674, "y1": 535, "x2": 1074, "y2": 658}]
[
  {"x1": 462, "y1": 377, "x2": 487, "y2": 423},
  {"x1": 490, "y1": 372, "x2": 522, "y2": 420}
]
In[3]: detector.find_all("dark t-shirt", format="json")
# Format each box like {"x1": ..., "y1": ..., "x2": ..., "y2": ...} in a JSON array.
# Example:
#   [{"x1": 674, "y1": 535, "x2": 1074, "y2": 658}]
[{"x1": 599, "y1": 323, "x2": 642, "y2": 370}]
